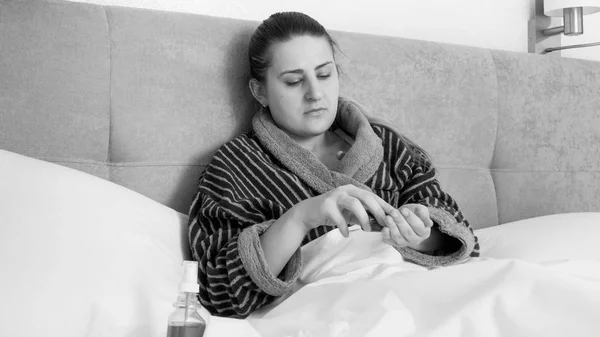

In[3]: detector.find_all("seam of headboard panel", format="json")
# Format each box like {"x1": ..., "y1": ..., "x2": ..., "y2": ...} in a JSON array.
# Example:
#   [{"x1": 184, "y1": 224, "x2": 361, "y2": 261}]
[
  {"x1": 102, "y1": 5, "x2": 114, "y2": 181},
  {"x1": 488, "y1": 49, "x2": 501, "y2": 227},
  {"x1": 37, "y1": 158, "x2": 209, "y2": 167}
]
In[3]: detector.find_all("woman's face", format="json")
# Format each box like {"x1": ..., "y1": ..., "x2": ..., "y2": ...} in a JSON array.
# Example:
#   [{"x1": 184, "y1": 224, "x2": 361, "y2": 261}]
[{"x1": 262, "y1": 35, "x2": 339, "y2": 140}]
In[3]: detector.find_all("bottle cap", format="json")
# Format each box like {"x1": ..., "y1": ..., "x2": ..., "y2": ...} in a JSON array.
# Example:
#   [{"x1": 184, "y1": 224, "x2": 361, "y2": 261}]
[{"x1": 179, "y1": 260, "x2": 200, "y2": 293}]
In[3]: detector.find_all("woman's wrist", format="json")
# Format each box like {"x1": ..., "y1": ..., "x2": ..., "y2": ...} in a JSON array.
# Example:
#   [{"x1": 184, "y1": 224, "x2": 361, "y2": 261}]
[
  {"x1": 262, "y1": 207, "x2": 308, "y2": 243},
  {"x1": 258, "y1": 206, "x2": 309, "y2": 277},
  {"x1": 284, "y1": 204, "x2": 311, "y2": 234}
]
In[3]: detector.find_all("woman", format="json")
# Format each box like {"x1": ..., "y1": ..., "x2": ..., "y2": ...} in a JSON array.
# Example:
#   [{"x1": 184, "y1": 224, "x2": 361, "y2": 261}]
[{"x1": 188, "y1": 11, "x2": 480, "y2": 318}]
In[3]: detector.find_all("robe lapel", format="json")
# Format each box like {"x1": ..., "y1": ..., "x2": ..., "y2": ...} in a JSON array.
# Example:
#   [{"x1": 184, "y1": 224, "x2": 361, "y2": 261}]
[{"x1": 252, "y1": 97, "x2": 384, "y2": 194}]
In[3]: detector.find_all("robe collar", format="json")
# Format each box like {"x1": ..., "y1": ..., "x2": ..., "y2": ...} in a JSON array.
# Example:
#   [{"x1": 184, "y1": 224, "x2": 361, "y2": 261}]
[{"x1": 252, "y1": 97, "x2": 384, "y2": 194}]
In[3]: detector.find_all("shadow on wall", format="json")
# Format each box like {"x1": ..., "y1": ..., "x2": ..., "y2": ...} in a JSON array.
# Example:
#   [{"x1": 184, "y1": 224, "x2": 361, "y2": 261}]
[
  {"x1": 225, "y1": 26, "x2": 258, "y2": 134},
  {"x1": 168, "y1": 25, "x2": 257, "y2": 220}
]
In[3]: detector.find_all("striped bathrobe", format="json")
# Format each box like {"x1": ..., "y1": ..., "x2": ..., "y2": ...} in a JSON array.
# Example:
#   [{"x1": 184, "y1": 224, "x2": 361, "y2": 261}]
[{"x1": 188, "y1": 98, "x2": 480, "y2": 318}]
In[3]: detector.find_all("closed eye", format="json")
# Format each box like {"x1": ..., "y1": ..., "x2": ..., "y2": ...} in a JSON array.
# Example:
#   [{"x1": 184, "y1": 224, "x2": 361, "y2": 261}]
[
  {"x1": 286, "y1": 80, "x2": 302, "y2": 87},
  {"x1": 285, "y1": 72, "x2": 330, "y2": 86}
]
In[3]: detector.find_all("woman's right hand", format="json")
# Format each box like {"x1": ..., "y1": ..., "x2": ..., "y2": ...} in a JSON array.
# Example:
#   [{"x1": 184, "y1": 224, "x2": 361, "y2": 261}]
[{"x1": 289, "y1": 184, "x2": 400, "y2": 237}]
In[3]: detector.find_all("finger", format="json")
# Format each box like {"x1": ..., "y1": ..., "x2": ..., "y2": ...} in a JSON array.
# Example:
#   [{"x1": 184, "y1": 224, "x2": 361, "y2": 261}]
[
  {"x1": 381, "y1": 227, "x2": 396, "y2": 246},
  {"x1": 330, "y1": 210, "x2": 350, "y2": 238},
  {"x1": 344, "y1": 209, "x2": 371, "y2": 232},
  {"x1": 395, "y1": 211, "x2": 422, "y2": 243},
  {"x1": 389, "y1": 207, "x2": 405, "y2": 228},
  {"x1": 342, "y1": 185, "x2": 395, "y2": 213},
  {"x1": 337, "y1": 221, "x2": 350, "y2": 238},
  {"x1": 368, "y1": 213, "x2": 383, "y2": 232},
  {"x1": 385, "y1": 215, "x2": 409, "y2": 246},
  {"x1": 400, "y1": 208, "x2": 429, "y2": 237},
  {"x1": 345, "y1": 187, "x2": 395, "y2": 227},
  {"x1": 381, "y1": 226, "x2": 390, "y2": 241},
  {"x1": 414, "y1": 206, "x2": 434, "y2": 228},
  {"x1": 339, "y1": 196, "x2": 370, "y2": 231},
  {"x1": 360, "y1": 196, "x2": 389, "y2": 224},
  {"x1": 373, "y1": 195, "x2": 398, "y2": 215}
]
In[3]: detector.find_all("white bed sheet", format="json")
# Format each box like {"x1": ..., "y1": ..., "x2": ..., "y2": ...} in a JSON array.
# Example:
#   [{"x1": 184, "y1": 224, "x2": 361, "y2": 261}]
[{"x1": 203, "y1": 217, "x2": 600, "y2": 337}]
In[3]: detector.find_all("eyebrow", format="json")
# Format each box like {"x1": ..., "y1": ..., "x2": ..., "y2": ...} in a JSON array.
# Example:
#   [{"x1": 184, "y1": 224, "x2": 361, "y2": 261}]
[{"x1": 277, "y1": 61, "x2": 333, "y2": 78}]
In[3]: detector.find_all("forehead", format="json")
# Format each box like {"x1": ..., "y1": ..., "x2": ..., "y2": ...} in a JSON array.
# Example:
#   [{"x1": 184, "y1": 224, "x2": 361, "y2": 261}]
[{"x1": 268, "y1": 35, "x2": 334, "y2": 72}]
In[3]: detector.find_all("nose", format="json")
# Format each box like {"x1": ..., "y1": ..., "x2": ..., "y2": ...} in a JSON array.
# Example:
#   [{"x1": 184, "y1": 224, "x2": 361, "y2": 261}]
[{"x1": 304, "y1": 77, "x2": 323, "y2": 101}]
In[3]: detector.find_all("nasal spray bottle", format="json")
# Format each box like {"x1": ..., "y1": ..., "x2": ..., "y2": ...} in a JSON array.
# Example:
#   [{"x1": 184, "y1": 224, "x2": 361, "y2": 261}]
[{"x1": 167, "y1": 261, "x2": 206, "y2": 337}]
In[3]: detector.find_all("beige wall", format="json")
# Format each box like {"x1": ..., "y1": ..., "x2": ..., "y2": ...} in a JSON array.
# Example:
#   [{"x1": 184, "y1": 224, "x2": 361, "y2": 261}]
[
  {"x1": 67, "y1": 0, "x2": 534, "y2": 53},
  {"x1": 66, "y1": 0, "x2": 600, "y2": 61}
]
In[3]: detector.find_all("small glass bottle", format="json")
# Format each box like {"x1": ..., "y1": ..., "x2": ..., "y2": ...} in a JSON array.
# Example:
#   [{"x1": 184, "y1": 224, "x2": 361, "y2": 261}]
[{"x1": 167, "y1": 261, "x2": 206, "y2": 337}]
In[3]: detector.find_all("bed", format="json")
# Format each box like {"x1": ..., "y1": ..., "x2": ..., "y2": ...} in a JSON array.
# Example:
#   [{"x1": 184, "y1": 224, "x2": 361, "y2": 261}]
[{"x1": 1, "y1": 1, "x2": 600, "y2": 336}]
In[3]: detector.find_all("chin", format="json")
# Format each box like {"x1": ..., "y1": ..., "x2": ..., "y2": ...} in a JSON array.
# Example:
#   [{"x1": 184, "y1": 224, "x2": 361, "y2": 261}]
[
  {"x1": 305, "y1": 109, "x2": 335, "y2": 123},
  {"x1": 304, "y1": 123, "x2": 333, "y2": 137}
]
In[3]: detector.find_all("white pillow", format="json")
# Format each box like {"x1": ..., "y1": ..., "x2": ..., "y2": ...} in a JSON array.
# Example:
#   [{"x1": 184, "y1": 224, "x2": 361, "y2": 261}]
[
  {"x1": 0, "y1": 150, "x2": 190, "y2": 337},
  {"x1": 475, "y1": 212, "x2": 600, "y2": 262}
]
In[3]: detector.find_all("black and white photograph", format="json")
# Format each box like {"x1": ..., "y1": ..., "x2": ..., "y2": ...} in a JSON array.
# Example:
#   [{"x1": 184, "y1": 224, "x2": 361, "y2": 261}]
[{"x1": 1, "y1": 0, "x2": 600, "y2": 336}]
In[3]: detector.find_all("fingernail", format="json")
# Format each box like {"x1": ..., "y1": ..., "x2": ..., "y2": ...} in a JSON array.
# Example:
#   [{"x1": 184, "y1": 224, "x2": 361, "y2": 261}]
[{"x1": 401, "y1": 209, "x2": 410, "y2": 217}]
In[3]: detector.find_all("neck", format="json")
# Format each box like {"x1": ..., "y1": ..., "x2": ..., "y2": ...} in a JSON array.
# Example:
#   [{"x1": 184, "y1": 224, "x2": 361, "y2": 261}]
[{"x1": 287, "y1": 131, "x2": 331, "y2": 153}]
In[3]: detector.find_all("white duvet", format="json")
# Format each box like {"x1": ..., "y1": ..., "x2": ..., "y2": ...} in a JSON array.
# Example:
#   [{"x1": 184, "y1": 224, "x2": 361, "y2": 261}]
[{"x1": 205, "y1": 222, "x2": 600, "y2": 337}]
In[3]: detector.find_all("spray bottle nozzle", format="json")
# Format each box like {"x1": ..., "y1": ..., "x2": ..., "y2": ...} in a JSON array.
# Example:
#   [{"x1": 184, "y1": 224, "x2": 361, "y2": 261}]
[{"x1": 179, "y1": 260, "x2": 200, "y2": 293}]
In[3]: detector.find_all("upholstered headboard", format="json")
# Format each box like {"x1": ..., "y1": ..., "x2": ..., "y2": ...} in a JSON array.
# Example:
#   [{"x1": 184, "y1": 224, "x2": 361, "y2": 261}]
[{"x1": 2, "y1": 0, "x2": 600, "y2": 229}]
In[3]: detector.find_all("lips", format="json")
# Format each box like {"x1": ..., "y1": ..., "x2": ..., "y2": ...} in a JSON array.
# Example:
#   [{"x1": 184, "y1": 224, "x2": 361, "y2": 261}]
[{"x1": 304, "y1": 108, "x2": 326, "y2": 114}]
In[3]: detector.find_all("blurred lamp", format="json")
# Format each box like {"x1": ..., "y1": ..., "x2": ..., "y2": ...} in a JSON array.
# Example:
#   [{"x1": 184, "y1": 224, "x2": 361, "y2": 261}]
[{"x1": 543, "y1": 0, "x2": 600, "y2": 36}]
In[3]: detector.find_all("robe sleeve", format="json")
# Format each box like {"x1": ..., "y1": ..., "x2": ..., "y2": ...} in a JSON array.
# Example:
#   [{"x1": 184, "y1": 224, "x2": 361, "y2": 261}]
[
  {"x1": 187, "y1": 156, "x2": 301, "y2": 318},
  {"x1": 385, "y1": 128, "x2": 481, "y2": 267}
]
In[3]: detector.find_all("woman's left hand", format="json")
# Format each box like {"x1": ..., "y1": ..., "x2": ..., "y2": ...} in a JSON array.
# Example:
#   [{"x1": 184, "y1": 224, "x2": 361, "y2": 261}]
[{"x1": 381, "y1": 203, "x2": 434, "y2": 248}]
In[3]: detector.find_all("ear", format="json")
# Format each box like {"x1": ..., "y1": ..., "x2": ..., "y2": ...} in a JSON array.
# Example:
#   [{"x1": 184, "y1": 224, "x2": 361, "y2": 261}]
[{"x1": 249, "y1": 78, "x2": 268, "y2": 107}]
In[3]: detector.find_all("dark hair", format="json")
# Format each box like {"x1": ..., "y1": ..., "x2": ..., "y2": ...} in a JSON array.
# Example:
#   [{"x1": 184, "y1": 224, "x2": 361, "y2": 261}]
[{"x1": 248, "y1": 12, "x2": 340, "y2": 82}]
